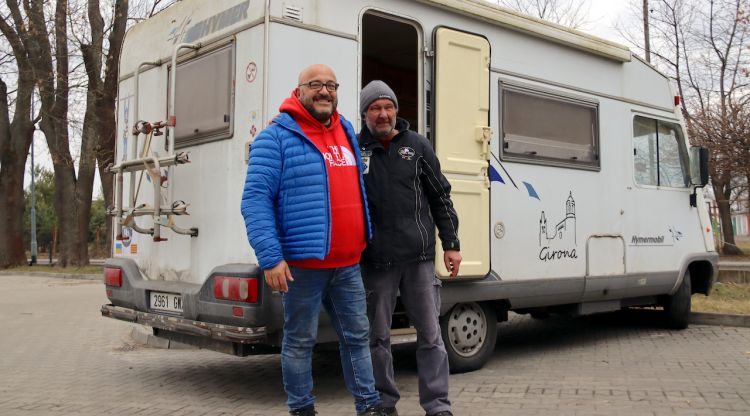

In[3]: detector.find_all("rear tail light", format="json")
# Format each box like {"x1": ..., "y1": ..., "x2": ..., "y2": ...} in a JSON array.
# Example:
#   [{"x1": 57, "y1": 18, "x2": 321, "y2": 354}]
[
  {"x1": 213, "y1": 276, "x2": 258, "y2": 303},
  {"x1": 104, "y1": 267, "x2": 122, "y2": 287}
]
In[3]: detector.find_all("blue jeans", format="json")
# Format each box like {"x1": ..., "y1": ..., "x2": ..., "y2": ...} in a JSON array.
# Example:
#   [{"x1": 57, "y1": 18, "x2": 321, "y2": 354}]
[{"x1": 282, "y1": 264, "x2": 380, "y2": 413}]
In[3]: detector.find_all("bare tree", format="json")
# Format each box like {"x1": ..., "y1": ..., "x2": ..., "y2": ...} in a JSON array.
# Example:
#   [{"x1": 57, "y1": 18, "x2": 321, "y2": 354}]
[
  {"x1": 686, "y1": 0, "x2": 748, "y2": 254},
  {"x1": 0, "y1": 0, "x2": 181, "y2": 268},
  {"x1": 28, "y1": 0, "x2": 88, "y2": 266},
  {"x1": 132, "y1": 0, "x2": 179, "y2": 21},
  {"x1": 644, "y1": 0, "x2": 652, "y2": 62},
  {"x1": 494, "y1": 0, "x2": 591, "y2": 28},
  {"x1": 0, "y1": 1, "x2": 40, "y2": 267},
  {"x1": 620, "y1": 0, "x2": 749, "y2": 254}
]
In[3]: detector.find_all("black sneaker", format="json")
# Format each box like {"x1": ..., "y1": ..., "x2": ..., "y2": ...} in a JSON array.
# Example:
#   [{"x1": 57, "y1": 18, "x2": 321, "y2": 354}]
[
  {"x1": 289, "y1": 406, "x2": 317, "y2": 416},
  {"x1": 380, "y1": 406, "x2": 398, "y2": 416},
  {"x1": 358, "y1": 405, "x2": 386, "y2": 416},
  {"x1": 426, "y1": 412, "x2": 453, "y2": 416}
]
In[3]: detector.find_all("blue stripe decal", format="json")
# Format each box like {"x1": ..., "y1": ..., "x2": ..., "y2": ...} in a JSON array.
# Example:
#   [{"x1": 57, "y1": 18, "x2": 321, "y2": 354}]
[
  {"x1": 489, "y1": 166, "x2": 505, "y2": 184},
  {"x1": 523, "y1": 181, "x2": 540, "y2": 200}
]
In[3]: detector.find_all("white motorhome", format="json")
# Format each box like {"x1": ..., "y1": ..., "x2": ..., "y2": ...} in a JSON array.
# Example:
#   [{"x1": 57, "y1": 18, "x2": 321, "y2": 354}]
[{"x1": 101, "y1": 0, "x2": 717, "y2": 372}]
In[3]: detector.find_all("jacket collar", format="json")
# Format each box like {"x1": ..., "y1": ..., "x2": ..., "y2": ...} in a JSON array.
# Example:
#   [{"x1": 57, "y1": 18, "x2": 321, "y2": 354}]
[{"x1": 274, "y1": 111, "x2": 351, "y2": 138}]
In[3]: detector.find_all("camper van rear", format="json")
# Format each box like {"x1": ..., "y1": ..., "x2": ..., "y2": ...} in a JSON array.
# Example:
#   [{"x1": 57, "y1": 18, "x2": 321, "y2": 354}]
[{"x1": 101, "y1": 0, "x2": 717, "y2": 373}]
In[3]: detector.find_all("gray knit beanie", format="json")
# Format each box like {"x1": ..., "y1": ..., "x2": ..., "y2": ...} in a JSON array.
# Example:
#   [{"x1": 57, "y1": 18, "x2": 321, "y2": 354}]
[{"x1": 359, "y1": 80, "x2": 399, "y2": 115}]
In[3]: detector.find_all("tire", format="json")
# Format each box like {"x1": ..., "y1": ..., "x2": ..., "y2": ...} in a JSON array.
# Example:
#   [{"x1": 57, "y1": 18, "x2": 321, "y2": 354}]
[
  {"x1": 440, "y1": 302, "x2": 497, "y2": 373},
  {"x1": 664, "y1": 270, "x2": 691, "y2": 329}
]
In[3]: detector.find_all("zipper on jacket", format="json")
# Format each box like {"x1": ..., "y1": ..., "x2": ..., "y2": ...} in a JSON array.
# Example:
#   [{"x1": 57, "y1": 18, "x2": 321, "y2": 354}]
[
  {"x1": 384, "y1": 142, "x2": 395, "y2": 263},
  {"x1": 279, "y1": 121, "x2": 332, "y2": 256}
]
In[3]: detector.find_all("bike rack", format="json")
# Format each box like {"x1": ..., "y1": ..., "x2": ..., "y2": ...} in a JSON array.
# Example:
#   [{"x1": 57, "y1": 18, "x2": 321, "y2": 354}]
[{"x1": 107, "y1": 47, "x2": 201, "y2": 243}]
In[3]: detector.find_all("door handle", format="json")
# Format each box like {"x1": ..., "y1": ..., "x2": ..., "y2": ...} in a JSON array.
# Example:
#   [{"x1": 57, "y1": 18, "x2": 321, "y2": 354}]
[{"x1": 475, "y1": 126, "x2": 491, "y2": 160}]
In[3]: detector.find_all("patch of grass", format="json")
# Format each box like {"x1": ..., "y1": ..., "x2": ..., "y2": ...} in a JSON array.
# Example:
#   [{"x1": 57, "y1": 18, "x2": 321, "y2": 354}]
[
  {"x1": 7, "y1": 265, "x2": 103, "y2": 275},
  {"x1": 692, "y1": 283, "x2": 750, "y2": 315}
]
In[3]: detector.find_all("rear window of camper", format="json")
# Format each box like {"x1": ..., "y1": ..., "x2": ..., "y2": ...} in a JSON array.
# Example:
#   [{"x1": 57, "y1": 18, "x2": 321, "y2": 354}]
[
  {"x1": 632, "y1": 116, "x2": 690, "y2": 188},
  {"x1": 170, "y1": 43, "x2": 235, "y2": 148},
  {"x1": 500, "y1": 83, "x2": 599, "y2": 170}
]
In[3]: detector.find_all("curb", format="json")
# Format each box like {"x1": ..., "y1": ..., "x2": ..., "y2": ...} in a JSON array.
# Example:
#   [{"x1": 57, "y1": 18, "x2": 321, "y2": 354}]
[
  {"x1": 689, "y1": 312, "x2": 750, "y2": 328},
  {"x1": 0, "y1": 271, "x2": 101, "y2": 281}
]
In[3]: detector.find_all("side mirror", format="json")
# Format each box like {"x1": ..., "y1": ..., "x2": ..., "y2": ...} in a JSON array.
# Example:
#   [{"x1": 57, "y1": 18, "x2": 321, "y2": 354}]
[
  {"x1": 690, "y1": 146, "x2": 709, "y2": 187},
  {"x1": 689, "y1": 146, "x2": 709, "y2": 207}
]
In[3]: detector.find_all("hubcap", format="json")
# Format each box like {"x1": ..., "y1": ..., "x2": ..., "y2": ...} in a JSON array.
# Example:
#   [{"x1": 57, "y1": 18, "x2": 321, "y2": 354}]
[{"x1": 446, "y1": 303, "x2": 486, "y2": 357}]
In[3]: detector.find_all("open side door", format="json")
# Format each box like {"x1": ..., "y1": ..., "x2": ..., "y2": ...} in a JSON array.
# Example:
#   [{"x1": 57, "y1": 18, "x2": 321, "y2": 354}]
[{"x1": 433, "y1": 27, "x2": 491, "y2": 279}]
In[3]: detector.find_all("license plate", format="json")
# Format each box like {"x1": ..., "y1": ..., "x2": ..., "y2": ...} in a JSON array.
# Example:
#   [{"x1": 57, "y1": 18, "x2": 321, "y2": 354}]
[{"x1": 149, "y1": 291, "x2": 183, "y2": 313}]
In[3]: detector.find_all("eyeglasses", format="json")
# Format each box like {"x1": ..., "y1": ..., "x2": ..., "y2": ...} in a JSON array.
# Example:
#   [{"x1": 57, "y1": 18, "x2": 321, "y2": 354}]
[{"x1": 299, "y1": 81, "x2": 340, "y2": 92}]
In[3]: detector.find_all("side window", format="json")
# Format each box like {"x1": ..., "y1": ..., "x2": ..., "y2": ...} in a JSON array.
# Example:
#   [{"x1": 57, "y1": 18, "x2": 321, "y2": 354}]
[
  {"x1": 500, "y1": 83, "x2": 599, "y2": 170},
  {"x1": 633, "y1": 117, "x2": 658, "y2": 185},
  {"x1": 172, "y1": 44, "x2": 235, "y2": 148},
  {"x1": 633, "y1": 115, "x2": 690, "y2": 188}
]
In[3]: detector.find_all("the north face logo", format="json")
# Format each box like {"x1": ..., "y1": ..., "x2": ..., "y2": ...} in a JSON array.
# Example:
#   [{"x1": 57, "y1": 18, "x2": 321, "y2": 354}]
[{"x1": 323, "y1": 146, "x2": 356, "y2": 167}]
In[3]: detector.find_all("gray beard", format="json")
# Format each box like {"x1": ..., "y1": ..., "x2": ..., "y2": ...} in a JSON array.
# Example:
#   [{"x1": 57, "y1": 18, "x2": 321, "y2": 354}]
[{"x1": 368, "y1": 124, "x2": 394, "y2": 139}]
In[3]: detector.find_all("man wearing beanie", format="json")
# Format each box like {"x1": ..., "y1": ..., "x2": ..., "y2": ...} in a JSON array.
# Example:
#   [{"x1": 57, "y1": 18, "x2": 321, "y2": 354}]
[
  {"x1": 241, "y1": 65, "x2": 385, "y2": 416},
  {"x1": 358, "y1": 80, "x2": 461, "y2": 416}
]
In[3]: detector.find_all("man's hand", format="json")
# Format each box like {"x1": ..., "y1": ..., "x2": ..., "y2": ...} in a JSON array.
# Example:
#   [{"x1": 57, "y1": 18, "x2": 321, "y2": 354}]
[
  {"x1": 264, "y1": 260, "x2": 294, "y2": 292},
  {"x1": 444, "y1": 250, "x2": 462, "y2": 277}
]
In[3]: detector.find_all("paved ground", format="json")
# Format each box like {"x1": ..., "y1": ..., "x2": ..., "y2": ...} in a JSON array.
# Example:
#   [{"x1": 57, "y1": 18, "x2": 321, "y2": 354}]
[{"x1": 1, "y1": 274, "x2": 749, "y2": 416}]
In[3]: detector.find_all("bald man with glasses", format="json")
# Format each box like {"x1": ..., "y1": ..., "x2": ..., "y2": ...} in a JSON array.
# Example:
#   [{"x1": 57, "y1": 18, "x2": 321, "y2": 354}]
[{"x1": 241, "y1": 64, "x2": 385, "y2": 416}]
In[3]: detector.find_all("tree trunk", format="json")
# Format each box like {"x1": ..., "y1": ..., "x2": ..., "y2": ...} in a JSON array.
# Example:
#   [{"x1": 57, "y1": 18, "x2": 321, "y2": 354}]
[
  {"x1": 49, "y1": 158, "x2": 83, "y2": 266},
  {"x1": 93, "y1": 0, "x2": 129, "y2": 259},
  {"x1": 0, "y1": 79, "x2": 34, "y2": 268},
  {"x1": 643, "y1": 0, "x2": 651, "y2": 63},
  {"x1": 73, "y1": 92, "x2": 100, "y2": 265},
  {"x1": 95, "y1": 227, "x2": 100, "y2": 256},
  {"x1": 713, "y1": 182, "x2": 743, "y2": 255},
  {"x1": 0, "y1": 6, "x2": 37, "y2": 268},
  {"x1": 27, "y1": 0, "x2": 92, "y2": 267},
  {"x1": 52, "y1": 227, "x2": 58, "y2": 261}
]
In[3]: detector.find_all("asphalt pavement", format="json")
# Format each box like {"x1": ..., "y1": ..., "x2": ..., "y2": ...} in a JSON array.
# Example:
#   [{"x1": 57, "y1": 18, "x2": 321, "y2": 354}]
[{"x1": 1, "y1": 273, "x2": 749, "y2": 416}]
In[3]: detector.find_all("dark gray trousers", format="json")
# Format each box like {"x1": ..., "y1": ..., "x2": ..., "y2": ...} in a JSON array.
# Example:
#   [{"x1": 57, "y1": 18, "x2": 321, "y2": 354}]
[{"x1": 362, "y1": 261, "x2": 451, "y2": 414}]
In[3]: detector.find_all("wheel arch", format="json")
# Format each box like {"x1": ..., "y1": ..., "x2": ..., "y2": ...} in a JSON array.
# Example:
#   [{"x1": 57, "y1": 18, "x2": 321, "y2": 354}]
[
  {"x1": 440, "y1": 299, "x2": 510, "y2": 322},
  {"x1": 687, "y1": 260, "x2": 716, "y2": 296}
]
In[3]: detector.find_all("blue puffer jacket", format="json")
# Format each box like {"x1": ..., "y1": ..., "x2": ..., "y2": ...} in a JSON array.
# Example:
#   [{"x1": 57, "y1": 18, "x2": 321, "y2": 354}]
[{"x1": 240, "y1": 112, "x2": 371, "y2": 270}]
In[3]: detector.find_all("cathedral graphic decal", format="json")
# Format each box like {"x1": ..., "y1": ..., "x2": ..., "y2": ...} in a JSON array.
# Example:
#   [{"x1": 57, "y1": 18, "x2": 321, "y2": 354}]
[{"x1": 537, "y1": 192, "x2": 578, "y2": 261}]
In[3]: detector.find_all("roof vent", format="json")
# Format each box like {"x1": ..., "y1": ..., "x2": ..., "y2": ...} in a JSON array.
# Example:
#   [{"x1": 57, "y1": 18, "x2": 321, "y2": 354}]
[{"x1": 283, "y1": 5, "x2": 303, "y2": 22}]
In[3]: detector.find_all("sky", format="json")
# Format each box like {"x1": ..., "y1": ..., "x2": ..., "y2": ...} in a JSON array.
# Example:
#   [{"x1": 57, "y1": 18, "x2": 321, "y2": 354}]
[
  {"x1": 585, "y1": 0, "x2": 633, "y2": 45},
  {"x1": 483, "y1": 0, "x2": 636, "y2": 45}
]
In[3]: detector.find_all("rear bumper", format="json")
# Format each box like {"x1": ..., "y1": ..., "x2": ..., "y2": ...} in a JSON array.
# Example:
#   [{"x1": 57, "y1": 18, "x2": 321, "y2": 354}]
[
  {"x1": 101, "y1": 258, "x2": 285, "y2": 354},
  {"x1": 101, "y1": 304, "x2": 268, "y2": 344}
]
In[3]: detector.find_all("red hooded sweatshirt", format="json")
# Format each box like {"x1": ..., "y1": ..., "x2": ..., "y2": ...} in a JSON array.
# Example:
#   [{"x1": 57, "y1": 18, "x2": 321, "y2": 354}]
[{"x1": 281, "y1": 93, "x2": 366, "y2": 268}]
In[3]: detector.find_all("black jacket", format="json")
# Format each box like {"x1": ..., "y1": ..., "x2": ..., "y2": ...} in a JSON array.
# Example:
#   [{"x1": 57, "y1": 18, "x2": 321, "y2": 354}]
[{"x1": 359, "y1": 118, "x2": 460, "y2": 268}]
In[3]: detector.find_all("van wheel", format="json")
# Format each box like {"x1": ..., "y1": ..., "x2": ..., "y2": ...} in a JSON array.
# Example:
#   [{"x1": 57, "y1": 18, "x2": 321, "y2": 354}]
[
  {"x1": 440, "y1": 302, "x2": 497, "y2": 373},
  {"x1": 664, "y1": 271, "x2": 691, "y2": 329}
]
